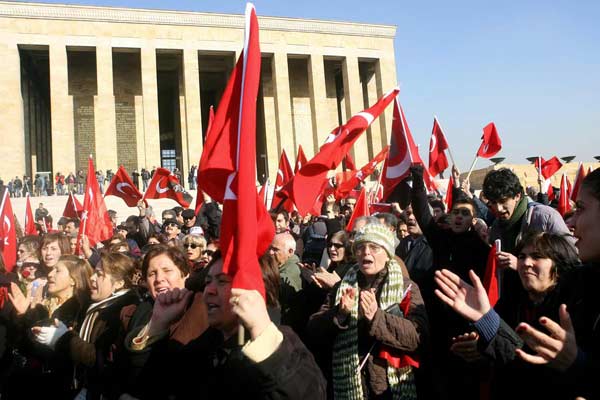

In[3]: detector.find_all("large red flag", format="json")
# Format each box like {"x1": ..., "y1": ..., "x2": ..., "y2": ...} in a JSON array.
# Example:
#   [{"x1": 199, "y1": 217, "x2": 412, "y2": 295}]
[
  {"x1": 558, "y1": 173, "x2": 572, "y2": 216},
  {"x1": 144, "y1": 167, "x2": 192, "y2": 207},
  {"x1": 63, "y1": 192, "x2": 83, "y2": 219},
  {"x1": 476, "y1": 122, "x2": 502, "y2": 158},
  {"x1": 571, "y1": 163, "x2": 587, "y2": 201},
  {"x1": 381, "y1": 97, "x2": 436, "y2": 198},
  {"x1": 286, "y1": 88, "x2": 399, "y2": 215},
  {"x1": 258, "y1": 180, "x2": 269, "y2": 207},
  {"x1": 0, "y1": 189, "x2": 17, "y2": 272},
  {"x1": 345, "y1": 187, "x2": 369, "y2": 232},
  {"x1": 344, "y1": 152, "x2": 357, "y2": 171},
  {"x1": 483, "y1": 245, "x2": 499, "y2": 307},
  {"x1": 104, "y1": 165, "x2": 143, "y2": 207},
  {"x1": 294, "y1": 144, "x2": 308, "y2": 174},
  {"x1": 534, "y1": 156, "x2": 563, "y2": 180},
  {"x1": 335, "y1": 146, "x2": 389, "y2": 199},
  {"x1": 24, "y1": 193, "x2": 37, "y2": 235},
  {"x1": 197, "y1": 4, "x2": 274, "y2": 297},
  {"x1": 77, "y1": 156, "x2": 114, "y2": 249},
  {"x1": 271, "y1": 149, "x2": 294, "y2": 212},
  {"x1": 428, "y1": 117, "x2": 450, "y2": 177}
]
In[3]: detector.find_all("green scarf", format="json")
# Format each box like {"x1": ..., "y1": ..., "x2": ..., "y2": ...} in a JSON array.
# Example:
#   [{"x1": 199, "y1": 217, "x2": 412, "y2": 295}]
[
  {"x1": 498, "y1": 196, "x2": 528, "y2": 253},
  {"x1": 332, "y1": 260, "x2": 416, "y2": 400}
]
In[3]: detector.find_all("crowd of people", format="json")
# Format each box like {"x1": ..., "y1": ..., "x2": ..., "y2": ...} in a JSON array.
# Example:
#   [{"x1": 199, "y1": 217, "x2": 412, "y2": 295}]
[
  {"x1": 0, "y1": 165, "x2": 197, "y2": 198},
  {"x1": 0, "y1": 164, "x2": 598, "y2": 400}
]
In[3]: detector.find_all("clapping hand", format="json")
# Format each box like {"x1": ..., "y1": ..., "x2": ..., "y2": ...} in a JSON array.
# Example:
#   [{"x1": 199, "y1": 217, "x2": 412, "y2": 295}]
[{"x1": 434, "y1": 269, "x2": 491, "y2": 322}]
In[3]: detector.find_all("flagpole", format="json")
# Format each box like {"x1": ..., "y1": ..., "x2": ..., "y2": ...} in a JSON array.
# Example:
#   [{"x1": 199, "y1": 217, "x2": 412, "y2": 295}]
[
  {"x1": 434, "y1": 115, "x2": 457, "y2": 167},
  {"x1": 464, "y1": 155, "x2": 479, "y2": 182},
  {"x1": 537, "y1": 156, "x2": 543, "y2": 192}
]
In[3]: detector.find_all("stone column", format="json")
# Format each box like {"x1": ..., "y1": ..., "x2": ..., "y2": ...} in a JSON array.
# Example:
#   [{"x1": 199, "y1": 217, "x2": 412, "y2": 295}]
[
  {"x1": 363, "y1": 62, "x2": 383, "y2": 157},
  {"x1": 342, "y1": 55, "x2": 368, "y2": 167},
  {"x1": 272, "y1": 51, "x2": 294, "y2": 157},
  {"x1": 140, "y1": 46, "x2": 161, "y2": 170},
  {"x1": 182, "y1": 48, "x2": 203, "y2": 182},
  {"x1": 49, "y1": 42, "x2": 76, "y2": 176},
  {"x1": 308, "y1": 53, "x2": 329, "y2": 152},
  {"x1": 0, "y1": 38, "x2": 25, "y2": 178},
  {"x1": 94, "y1": 42, "x2": 118, "y2": 172},
  {"x1": 376, "y1": 55, "x2": 397, "y2": 150}
]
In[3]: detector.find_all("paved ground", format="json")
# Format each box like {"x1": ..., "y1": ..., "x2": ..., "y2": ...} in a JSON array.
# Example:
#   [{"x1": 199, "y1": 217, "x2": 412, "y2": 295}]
[{"x1": 9, "y1": 190, "x2": 202, "y2": 229}]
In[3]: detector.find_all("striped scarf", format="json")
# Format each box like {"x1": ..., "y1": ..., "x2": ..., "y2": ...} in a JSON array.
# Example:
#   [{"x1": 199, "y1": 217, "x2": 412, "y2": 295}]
[{"x1": 332, "y1": 259, "x2": 416, "y2": 400}]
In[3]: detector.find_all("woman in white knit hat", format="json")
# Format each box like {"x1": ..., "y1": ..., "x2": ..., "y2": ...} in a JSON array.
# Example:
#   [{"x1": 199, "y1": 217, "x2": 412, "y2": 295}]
[{"x1": 307, "y1": 222, "x2": 428, "y2": 400}]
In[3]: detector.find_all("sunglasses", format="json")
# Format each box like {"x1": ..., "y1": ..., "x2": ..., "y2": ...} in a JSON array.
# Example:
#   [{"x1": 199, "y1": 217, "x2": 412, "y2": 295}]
[
  {"x1": 202, "y1": 250, "x2": 215, "y2": 256},
  {"x1": 166, "y1": 223, "x2": 179, "y2": 228},
  {"x1": 328, "y1": 242, "x2": 344, "y2": 249},
  {"x1": 184, "y1": 243, "x2": 200, "y2": 249},
  {"x1": 451, "y1": 208, "x2": 472, "y2": 217}
]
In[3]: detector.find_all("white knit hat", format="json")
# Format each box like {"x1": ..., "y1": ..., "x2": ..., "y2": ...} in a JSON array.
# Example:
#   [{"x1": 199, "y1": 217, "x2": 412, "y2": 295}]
[{"x1": 352, "y1": 222, "x2": 395, "y2": 258}]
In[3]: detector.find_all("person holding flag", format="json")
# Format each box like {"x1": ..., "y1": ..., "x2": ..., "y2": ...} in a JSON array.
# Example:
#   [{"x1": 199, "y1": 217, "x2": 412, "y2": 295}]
[{"x1": 434, "y1": 232, "x2": 580, "y2": 399}]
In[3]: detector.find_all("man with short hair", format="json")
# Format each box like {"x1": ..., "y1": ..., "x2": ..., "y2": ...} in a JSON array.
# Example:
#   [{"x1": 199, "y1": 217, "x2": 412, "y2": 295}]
[
  {"x1": 181, "y1": 209, "x2": 200, "y2": 235},
  {"x1": 268, "y1": 232, "x2": 303, "y2": 331},
  {"x1": 64, "y1": 219, "x2": 80, "y2": 236},
  {"x1": 271, "y1": 210, "x2": 289, "y2": 233}
]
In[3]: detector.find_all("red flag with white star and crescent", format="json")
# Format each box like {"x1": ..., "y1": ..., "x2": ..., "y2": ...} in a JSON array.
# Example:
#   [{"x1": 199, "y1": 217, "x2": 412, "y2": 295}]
[{"x1": 105, "y1": 165, "x2": 143, "y2": 207}]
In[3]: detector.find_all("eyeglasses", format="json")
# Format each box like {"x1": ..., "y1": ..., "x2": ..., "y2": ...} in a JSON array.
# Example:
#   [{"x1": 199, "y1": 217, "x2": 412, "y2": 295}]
[
  {"x1": 202, "y1": 250, "x2": 215, "y2": 256},
  {"x1": 184, "y1": 243, "x2": 200, "y2": 249},
  {"x1": 166, "y1": 223, "x2": 179, "y2": 228},
  {"x1": 328, "y1": 242, "x2": 344, "y2": 249},
  {"x1": 451, "y1": 208, "x2": 472, "y2": 217},
  {"x1": 355, "y1": 243, "x2": 384, "y2": 254}
]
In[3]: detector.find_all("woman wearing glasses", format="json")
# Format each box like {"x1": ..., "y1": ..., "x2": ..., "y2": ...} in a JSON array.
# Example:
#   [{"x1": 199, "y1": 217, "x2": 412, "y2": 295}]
[
  {"x1": 308, "y1": 223, "x2": 427, "y2": 399},
  {"x1": 182, "y1": 234, "x2": 207, "y2": 272}
]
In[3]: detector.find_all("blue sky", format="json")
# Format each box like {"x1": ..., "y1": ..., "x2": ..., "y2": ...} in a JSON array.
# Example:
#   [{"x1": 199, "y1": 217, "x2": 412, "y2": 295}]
[{"x1": 36, "y1": 0, "x2": 600, "y2": 171}]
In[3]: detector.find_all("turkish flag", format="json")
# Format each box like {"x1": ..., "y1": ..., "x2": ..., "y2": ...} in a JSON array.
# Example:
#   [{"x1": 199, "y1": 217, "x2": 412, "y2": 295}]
[
  {"x1": 258, "y1": 180, "x2": 269, "y2": 207},
  {"x1": 534, "y1": 156, "x2": 563, "y2": 180},
  {"x1": 0, "y1": 189, "x2": 17, "y2": 272},
  {"x1": 428, "y1": 117, "x2": 450, "y2": 177},
  {"x1": 343, "y1": 152, "x2": 357, "y2": 171},
  {"x1": 476, "y1": 122, "x2": 502, "y2": 158},
  {"x1": 271, "y1": 149, "x2": 294, "y2": 212},
  {"x1": 197, "y1": 4, "x2": 274, "y2": 297},
  {"x1": 571, "y1": 163, "x2": 587, "y2": 201},
  {"x1": 24, "y1": 193, "x2": 37, "y2": 235},
  {"x1": 483, "y1": 246, "x2": 499, "y2": 307},
  {"x1": 558, "y1": 173, "x2": 572, "y2": 216},
  {"x1": 105, "y1": 165, "x2": 143, "y2": 207},
  {"x1": 62, "y1": 192, "x2": 83, "y2": 219},
  {"x1": 345, "y1": 187, "x2": 369, "y2": 232},
  {"x1": 444, "y1": 176, "x2": 454, "y2": 212},
  {"x1": 335, "y1": 146, "x2": 389, "y2": 199},
  {"x1": 286, "y1": 88, "x2": 399, "y2": 215},
  {"x1": 547, "y1": 181, "x2": 556, "y2": 202},
  {"x1": 144, "y1": 167, "x2": 192, "y2": 207},
  {"x1": 382, "y1": 97, "x2": 436, "y2": 199},
  {"x1": 369, "y1": 202, "x2": 392, "y2": 214},
  {"x1": 76, "y1": 156, "x2": 114, "y2": 249},
  {"x1": 294, "y1": 144, "x2": 308, "y2": 174}
]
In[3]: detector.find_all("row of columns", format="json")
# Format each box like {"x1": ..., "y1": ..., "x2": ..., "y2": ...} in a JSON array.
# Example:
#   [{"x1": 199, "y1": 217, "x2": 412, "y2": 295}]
[{"x1": 1, "y1": 41, "x2": 395, "y2": 182}]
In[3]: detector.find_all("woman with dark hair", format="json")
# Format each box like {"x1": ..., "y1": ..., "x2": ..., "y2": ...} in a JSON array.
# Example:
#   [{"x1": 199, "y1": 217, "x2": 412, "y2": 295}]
[
  {"x1": 434, "y1": 231, "x2": 580, "y2": 399},
  {"x1": 4, "y1": 255, "x2": 92, "y2": 399}
]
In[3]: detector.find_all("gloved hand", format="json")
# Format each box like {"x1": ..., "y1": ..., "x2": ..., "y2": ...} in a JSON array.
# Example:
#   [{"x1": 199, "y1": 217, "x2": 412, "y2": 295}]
[{"x1": 32, "y1": 319, "x2": 69, "y2": 349}]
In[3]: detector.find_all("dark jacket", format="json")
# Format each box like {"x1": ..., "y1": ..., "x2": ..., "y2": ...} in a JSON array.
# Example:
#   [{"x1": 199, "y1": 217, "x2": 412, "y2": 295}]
[{"x1": 54, "y1": 290, "x2": 139, "y2": 400}]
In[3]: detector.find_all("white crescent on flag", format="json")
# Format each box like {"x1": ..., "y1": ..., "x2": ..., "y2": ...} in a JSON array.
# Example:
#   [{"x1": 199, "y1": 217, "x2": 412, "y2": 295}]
[
  {"x1": 224, "y1": 172, "x2": 238, "y2": 201},
  {"x1": 429, "y1": 132, "x2": 437, "y2": 153},
  {"x1": 116, "y1": 182, "x2": 134, "y2": 195},
  {"x1": 156, "y1": 178, "x2": 169, "y2": 194},
  {"x1": 3, "y1": 215, "x2": 10, "y2": 245}
]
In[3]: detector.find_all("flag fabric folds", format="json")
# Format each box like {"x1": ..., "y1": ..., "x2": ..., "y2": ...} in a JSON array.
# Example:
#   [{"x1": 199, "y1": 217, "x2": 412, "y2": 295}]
[
  {"x1": 483, "y1": 246, "x2": 499, "y2": 307},
  {"x1": 534, "y1": 156, "x2": 563, "y2": 180},
  {"x1": 62, "y1": 192, "x2": 83, "y2": 219},
  {"x1": 345, "y1": 187, "x2": 369, "y2": 232},
  {"x1": 105, "y1": 165, "x2": 143, "y2": 207},
  {"x1": 344, "y1": 152, "x2": 357, "y2": 171},
  {"x1": 476, "y1": 122, "x2": 501, "y2": 158},
  {"x1": 294, "y1": 145, "x2": 308, "y2": 174},
  {"x1": 0, "y1": 189, "x2": 17, "y2": 272},
  {"x1": 24, "y1": 193, "x2": 37, "y2": 235},
  {"x1": 335, "y1": 146, "x2": 389, "y2": 199},
  {"x1": 428, "y1": 117, "x2": 449, "y2": 177},
  {"x1": 444, "y1": 176, "x2": 454, "y2": 212},
  {"x1": 197, "y1": 4, "x2": 274, "y2": 297},
  {"x1": 557, "y1": 173, "x2": 572, "y2": 217},
  {"x1": 571, "y1": 163, "x2": 587, "y2": 201},
  {"x1": 272, "y1": 149, "x2": 295, "y2": 212},
  {"x1": 76, "y1": 156, "x2": 114, "y2": 249},
  {"x1": 144, "y1": 167, "x2": 192, "y2": 207}
]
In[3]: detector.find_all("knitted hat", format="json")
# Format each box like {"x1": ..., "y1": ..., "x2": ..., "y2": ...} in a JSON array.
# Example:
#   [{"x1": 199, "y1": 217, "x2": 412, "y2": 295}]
[{"x1": 352, "y1": 222, "x2": 395, "y2": 258}]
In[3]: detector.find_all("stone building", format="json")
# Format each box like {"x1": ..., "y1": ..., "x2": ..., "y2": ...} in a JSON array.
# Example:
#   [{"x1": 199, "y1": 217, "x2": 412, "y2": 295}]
[{"x1": 0, "y1": 1, "x2": 397, "y2": 185}]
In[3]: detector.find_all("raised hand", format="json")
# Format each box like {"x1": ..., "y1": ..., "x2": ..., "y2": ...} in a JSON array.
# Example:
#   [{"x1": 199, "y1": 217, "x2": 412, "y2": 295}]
[
  {"x1": 515, "y1": 304, "x2": 578, "y2": 371},
  {"x1": 8, "y1": 282, "x2": 31, "y2": 315},
  {"x1": 148, "y1": 288, "x2": 193, "y2": 336},
  {"x1": 229, "y1": 288, "x2": 270, "y2": 340},
  {"x1": 359, "y1": 288, "x2": 378, "y2": 321},
  {"x1": 338, "y1": 287, "x2": 356, "y2": 318},
  {"x1": 496, "y1": 251, "x2": 517, "y2": 271},
  {"x1": 434, "y1": 269, "x2": 491, "y2": 322},
  {"x1": 312, "y1": 267, "x2": 341, "y2": 289}
]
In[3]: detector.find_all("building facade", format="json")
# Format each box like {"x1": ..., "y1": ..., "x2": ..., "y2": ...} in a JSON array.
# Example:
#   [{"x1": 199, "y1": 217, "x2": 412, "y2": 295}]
[{"x1": 0, "y1": 1, "x2": 397, "y2": 185}]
